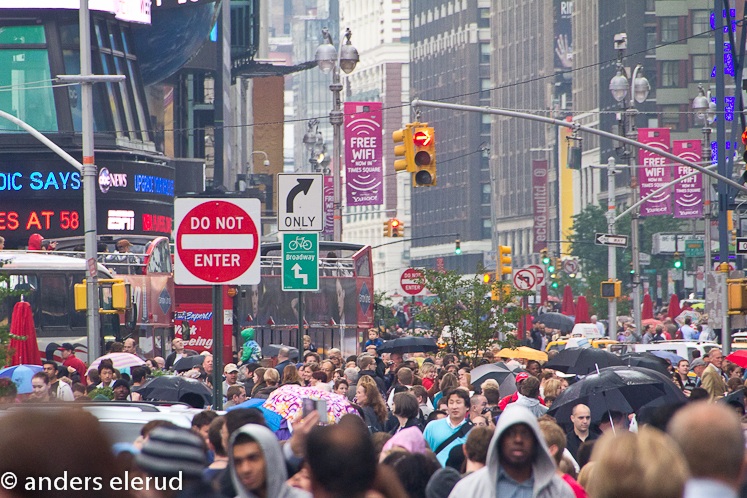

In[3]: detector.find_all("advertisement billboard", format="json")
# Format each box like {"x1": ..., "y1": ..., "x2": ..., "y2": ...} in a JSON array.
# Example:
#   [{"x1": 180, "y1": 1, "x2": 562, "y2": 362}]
[
  {"x1": 344, "y1": 102, "x2": 384, "y2": 206},
  {"x1": 672, "y1": 140, "x2": 703, "y2": 218},
  {"x1": 638, "y1": 128, "x2": 672, "y2": 216},
  {"x1": 532, "y1": 160, "x2": 549, "y2": 253}
]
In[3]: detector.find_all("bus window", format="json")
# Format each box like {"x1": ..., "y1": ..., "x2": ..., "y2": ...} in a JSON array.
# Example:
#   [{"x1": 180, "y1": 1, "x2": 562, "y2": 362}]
[{"x1": 40, "y1": 275, "x2": 68, "y2": 328}]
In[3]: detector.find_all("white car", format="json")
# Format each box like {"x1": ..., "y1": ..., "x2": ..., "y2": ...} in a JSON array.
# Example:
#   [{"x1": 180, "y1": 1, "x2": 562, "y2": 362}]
[{"x1": 607, "y1": 341, "x2": 720, "y2": 361}]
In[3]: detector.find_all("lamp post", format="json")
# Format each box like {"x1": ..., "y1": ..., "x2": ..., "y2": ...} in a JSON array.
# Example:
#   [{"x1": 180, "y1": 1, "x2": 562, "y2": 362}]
[
  {"x1": 315, "y1": 28, "x2": 359, "y2": 242},
  {"x1": 692, "y1": 83, "x2": 716, "y2": 292},
  {"x1": 609, "y1": 35, "x2": 650, "y2": 336}
]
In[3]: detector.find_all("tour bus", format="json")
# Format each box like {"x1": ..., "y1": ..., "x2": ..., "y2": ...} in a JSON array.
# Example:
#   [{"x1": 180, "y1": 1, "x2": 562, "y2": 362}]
[
  {"x1": 0, "y1": 251, "x2": 120, "y2": 362},
  {"x1": 53, "y1": 235, "x2": 175, "y2": 359},
  {"x1": 174, "y1": 242, "x2": 375, "y2": 362}
]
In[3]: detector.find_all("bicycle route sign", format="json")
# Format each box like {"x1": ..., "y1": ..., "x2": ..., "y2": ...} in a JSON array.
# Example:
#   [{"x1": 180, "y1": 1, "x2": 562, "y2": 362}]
[
  {"x1": 282, "y1": 232, "x2": 319, "y2": 291},
  {"x1": 174, "y1": 198, "x2": 261, "y2": 285}
]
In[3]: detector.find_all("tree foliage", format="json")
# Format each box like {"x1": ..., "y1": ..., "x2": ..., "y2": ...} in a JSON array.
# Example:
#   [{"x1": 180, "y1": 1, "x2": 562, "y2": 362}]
[
  {"x1": 414, "y1": 265, "x2": 529, "y2": 365},
  {"x1": 373, "y1": 290, "x2": 399, "y2": 331}
]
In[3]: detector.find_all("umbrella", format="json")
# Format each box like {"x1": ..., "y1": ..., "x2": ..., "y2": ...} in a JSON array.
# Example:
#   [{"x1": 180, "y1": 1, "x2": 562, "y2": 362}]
[
  {"x1": 620, "y1": 352, "x2": 671, "y2": 375},
  {"x1": 536, "y1": 312, "x2": 575, "y2": 333},
  {"x1": 650, "y1": 350, "x2": 685, "y2": 365},
  {"x1": 667, "y1": 295, "x2": 681, "y2": 320},
  {"x1": 173, "y1": 355, "x2": 205, "y2": 372},
  {"x1": 495, "y1": 347, "x2": 548, "y2": 362},
  {"x1": 227, "y1": 398, "x2": 284, "y2": 432},
  {"x1": 87, "y1": 352, "x2": 145, "y2": 373},
  {"x1": 561, "y1": 285, "x2": 575, "y2": 316},
  {"x1": 262, "y1": 345, "x2": 300, "y2": 360},
  {"x1": 674, "y1": 310, "x2": 700, "y2": 327},
  {"x1": 642, "y1": 294, "x2": 654, "y2": 320},
  {"x1": 262, "y1": 384, "x2": 357, "y2": 424},
  {"x1": 549, "y1": 366, "x2": 687, "y2": 424},
  {"x1": 470, "y1": 363, "x2": 526, "y2": 397},
  {"x1": 0, "y1": 365, "x2": 43, "y2": 394},
  {"x1": 543, "y1": 347, "x2": 623, "y2": 376},
  {"x1": 9, "y1": 301, "x2": 41, "y2": 366},
  {"x1": 377, "y1": 336, "x2": 439, "y2": 354},
  {"x1": 541, "y1": 284, "x2": 548, "y2": 306},
  {"x1": 134, "y1": 375, "x2": 213, "y2": 406},
  {"x1": 721, "y1": 388, "x2": 746, "y2": 407},
  {"x1": 726, "y1": 351, "x2": 747, "y2": 369},
  {"x1": 641, "y1": 318, "x2": 663, "y2": 328},
  {"x1": 574, "y1": 296, "x2": 590, "y2": 324}
]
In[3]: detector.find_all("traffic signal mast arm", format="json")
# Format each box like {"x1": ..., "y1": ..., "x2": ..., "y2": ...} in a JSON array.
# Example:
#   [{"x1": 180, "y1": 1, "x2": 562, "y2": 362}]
[{"x1": 372, "y1": 233, "x2": 460, "y2": 249}]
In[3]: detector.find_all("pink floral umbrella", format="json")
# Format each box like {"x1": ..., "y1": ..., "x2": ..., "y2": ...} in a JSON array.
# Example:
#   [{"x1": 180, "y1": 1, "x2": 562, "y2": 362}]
[{"x1": 263, "y1": 384, "x2": 356, "y2": 424}]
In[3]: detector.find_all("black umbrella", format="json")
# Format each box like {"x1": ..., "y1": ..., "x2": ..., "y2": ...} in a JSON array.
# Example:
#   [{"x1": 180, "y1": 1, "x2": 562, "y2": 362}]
[
  {"x1": 543, "y1": 347, "x2": 623, "y2": 376},
  {"x1": 262, "y1": 344, "x2": 299, "y2": 360},
  {"x1": 620, "y1": 352, "x2": 671, "y2": 376},
  {"x1": 173, "y1": 355, "x2": 204, "y2": 372},
  {"x1": 134, "y1": 375, "x2": 213, "y2": 407},
  {"x1": 549, "y1": 366, "x2": 686, "y2": 425},
  {"x1": 721, "y1": 387, "x2": 746, "y2": 408},
  {"x1": 536, "y1": 312, "x2": 575, "y2": 333},
  {"x1": 377, "y1": 336, "x2": 439, "y2": 354},
  {"x1": 471, "y1": 363, "x2": 527, "y2": 398}
]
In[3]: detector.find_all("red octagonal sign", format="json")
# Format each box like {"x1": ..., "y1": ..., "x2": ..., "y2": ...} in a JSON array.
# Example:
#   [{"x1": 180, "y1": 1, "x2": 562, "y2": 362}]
[
  {"x1": 175, "y1": 198, "x2": 261, "y2": 285},
  {"x1": 401, "y1": 268, "x2": 425, "y2": 295}
]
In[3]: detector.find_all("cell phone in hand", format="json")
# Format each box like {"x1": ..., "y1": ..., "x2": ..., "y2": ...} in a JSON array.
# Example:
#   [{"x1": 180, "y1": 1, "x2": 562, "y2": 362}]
[{"x1": 302, "y1": 398, "x2": 329, "y2": 425}]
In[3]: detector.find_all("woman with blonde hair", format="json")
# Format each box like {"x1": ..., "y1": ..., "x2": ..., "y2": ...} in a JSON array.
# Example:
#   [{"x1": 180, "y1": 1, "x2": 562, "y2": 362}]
[
  {"x1": 543, "y1": 378, "x2": 562, "y2": 399},
  {"x1": 419, "y1": 362, "x2": 437, "y2": 391},
  {"x1": 356, "y1": 375, "x2": 388, "y2": 432},
  {"x1": 586, "y1": 428, "x2": 689, "y2": 498}
]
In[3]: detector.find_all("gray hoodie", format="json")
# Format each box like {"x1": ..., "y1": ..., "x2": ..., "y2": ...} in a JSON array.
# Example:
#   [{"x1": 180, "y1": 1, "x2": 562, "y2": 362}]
[
  {"x1": 448, "y1": 405, "x2": 574, "y2": 498},
  {"x1": 228, "y1": 424, "x2": 311, "y2": 498}
]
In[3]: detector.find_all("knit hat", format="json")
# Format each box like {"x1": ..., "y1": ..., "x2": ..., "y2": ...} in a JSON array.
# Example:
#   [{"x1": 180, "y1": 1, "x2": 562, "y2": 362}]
[
  {"x1": 135, "y1": 427, "x2": 207, "y2": 478},
  {"x1": 112, "y1": 379, "x2": 130, "y2": 392},
  {"x1": 690, "y1": 358, "x2": 706, "y2": 369},
  {"x1": 425, "y1": 467, "x2": 462, "y2": 498}
]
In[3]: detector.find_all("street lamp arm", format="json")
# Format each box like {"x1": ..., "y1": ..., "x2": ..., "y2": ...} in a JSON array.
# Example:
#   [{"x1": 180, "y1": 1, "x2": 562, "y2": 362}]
[
  {"x1": 614, "y1": 164, "x2": 717, "y2": 222},
  {"x1": 252, "y1": 151, "x2": 269, "y2": 165},
  {"x1": 372, "y1": 233, "x2": 460, "y2": 249},
  {"x1": 411, "y1": 99, "x2": 747, "y2": 195},
  {"x1": 0, "y1": 110, "x2": 83, "y2": 172}
]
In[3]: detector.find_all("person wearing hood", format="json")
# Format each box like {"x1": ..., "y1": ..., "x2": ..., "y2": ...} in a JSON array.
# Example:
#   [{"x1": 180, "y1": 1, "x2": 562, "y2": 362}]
[
  {"x1": 228, "y1": 423, "x2": 311, "y2": 498},
  {"x1": 240, "y1": 328, "x2": 262, "y2": 364},
  {"x1": 515, "y1": 376, "x2": 548, "y2": 418},
  {"x1": 448, "y1": 404, "x2": 575, "y2": 498}
]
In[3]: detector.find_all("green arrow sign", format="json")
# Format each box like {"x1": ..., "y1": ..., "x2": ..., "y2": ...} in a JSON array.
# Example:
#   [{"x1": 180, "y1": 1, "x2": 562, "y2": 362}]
[{"x1": 282, "y1": 233, "x2": 319, "y2": 291}]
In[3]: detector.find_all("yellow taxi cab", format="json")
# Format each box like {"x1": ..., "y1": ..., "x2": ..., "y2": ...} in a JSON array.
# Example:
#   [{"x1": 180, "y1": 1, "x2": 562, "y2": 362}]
[{"x1": 545, "y1": 337, "x2": 618, "y2": 353}]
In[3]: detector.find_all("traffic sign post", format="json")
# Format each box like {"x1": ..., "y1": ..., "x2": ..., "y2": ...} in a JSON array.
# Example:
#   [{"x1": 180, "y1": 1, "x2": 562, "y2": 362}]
[
  {"x1": 595, "y1": 233, "x2": 629, "y2": 247},
  {"x1": 282, "y1": 233, "x2": 319, "y2": 291},
  {"x1": 174, "y1": 198, "x2": 261, "y2": 285},
  {"x1": 278, "y1": 174, "x2": 324, "y2": 232}
]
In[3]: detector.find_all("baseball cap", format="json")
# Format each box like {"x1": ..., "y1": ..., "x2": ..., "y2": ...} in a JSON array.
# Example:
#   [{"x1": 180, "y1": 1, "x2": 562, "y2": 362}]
[
  {"x1": 515, "y1": 372, "x2": 530, "y2": 382},
  {"x1": 224, "y1": 363, "x2": 239, "y2": 374},
  {"x1": 690, "y1": 358, "x2": 706, "y2": 369},
  {"x1": 57, "y1": 343, "x2": 75, "y2": 351}
]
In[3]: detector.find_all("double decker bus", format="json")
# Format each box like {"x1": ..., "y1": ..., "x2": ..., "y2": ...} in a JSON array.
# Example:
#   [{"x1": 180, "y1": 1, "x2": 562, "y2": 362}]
[{"x1": 174, "y1": 242, "x2": 374, "y2": 363}]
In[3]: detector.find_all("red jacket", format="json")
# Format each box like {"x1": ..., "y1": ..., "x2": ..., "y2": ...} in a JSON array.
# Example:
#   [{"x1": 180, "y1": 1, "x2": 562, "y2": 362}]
[
  {"x1": 64, "y1": 356, "x2": 87, "y2": 380},
  {"x1": 498, "y1": 391, "x2": 546, "y2": 410}
]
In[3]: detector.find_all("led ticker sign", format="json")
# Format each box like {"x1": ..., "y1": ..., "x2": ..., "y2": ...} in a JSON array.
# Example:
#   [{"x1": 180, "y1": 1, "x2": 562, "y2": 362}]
[
  {"x1": 0, "y1": 171, "x2": 81, "y2": 192},
  {"x1": 0, "y1": 209, "x2": 80, "y2": 231}
]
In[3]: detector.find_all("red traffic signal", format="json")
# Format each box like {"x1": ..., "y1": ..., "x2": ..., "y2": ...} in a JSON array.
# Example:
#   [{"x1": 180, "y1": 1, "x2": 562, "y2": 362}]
[
  {"x1": 742, "y1": 128, "x2": 747, "y2": 145},
  {"x1": 391, "y1": 219, "x2": 400, "y2": 228},
  {"x1": 413, "y1": 130, "x2": 433, "y2": 147}
]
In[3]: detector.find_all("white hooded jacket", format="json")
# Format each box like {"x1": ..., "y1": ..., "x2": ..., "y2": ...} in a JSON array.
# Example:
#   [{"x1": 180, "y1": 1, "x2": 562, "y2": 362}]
[{"x1": 448, "y1": 404, "x2": 574, "y2": 498}]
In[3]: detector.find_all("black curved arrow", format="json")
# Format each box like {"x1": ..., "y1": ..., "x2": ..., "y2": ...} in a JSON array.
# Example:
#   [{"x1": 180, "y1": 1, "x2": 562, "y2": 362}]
[{"x1": 286, "y1": 178, "x2": 314, "y2": 213}]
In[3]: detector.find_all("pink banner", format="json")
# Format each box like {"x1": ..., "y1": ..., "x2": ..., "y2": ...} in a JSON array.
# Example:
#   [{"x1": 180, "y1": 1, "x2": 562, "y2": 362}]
[
  {"x1": 672, "y1": 140, "x2": 703, "y2": 218},
  {"x1": 344, "y1": 102, "x2": 383, "y2": 206},
  {"x1": 532, "y1": 160, "x2": 549, "y2": 253},
  {"x1": 322, "y1": 176, "x2": 334, "y2": 235},
  {"x1": 638, "y1": 128, "x2": 672, "y2": 216}
]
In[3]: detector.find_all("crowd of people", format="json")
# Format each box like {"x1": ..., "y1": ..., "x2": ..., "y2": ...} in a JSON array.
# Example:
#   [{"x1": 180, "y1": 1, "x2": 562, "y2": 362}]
[{"x1": 1, "y1": 324, "x2": 746, "y2": 498}]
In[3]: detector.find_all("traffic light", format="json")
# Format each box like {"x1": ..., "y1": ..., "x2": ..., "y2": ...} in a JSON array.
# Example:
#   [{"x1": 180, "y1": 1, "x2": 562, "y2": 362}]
[
  {"x1": 600, "y1": 280, "x2": 621, "y2": 299},
  {"x1": 547, "y1": 258, "x2": 556, "y2": 273},
  {"x1": 383, "y1": 219, "x2": 392, "y2": 237},
  {"x1": 673, "y1": 252, "x2": 682, "y2": 269},
  {"x1": 541, "y1": 248, "x2": 550, "y2": 266},
  {"x1": 629, "y1": 262, "x2": 634, "y2": 274},
  {"x1": 393, "y1": 125, "x2": 415, "y2": 172},
  {"x1": 551, "y1": 281, "x2": 559, "y2": 289},
  {"x1": 412, "y1": 125, "x2": 436, "y2": 187},
  {"x1": 742, "y1": 128, "x2": 747, "y2": 163},
  {"x1": 498, "y1": 245, "x2": 512, "y2": 275},
  {"x1": 455, "y1": 239, "x2": 461, "y2": 255},
  {"x1": 390, "y1": 219, "x2": 404, "y2": 237}
]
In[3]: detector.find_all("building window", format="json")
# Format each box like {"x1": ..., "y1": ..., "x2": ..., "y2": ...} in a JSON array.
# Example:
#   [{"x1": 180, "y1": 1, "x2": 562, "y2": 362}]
[
  {"x1": 645, "y1": 0, "x2": 655, "y2": 12},
  {"x1": 480, "y1": 43, "x2": 491, "y2": 64},
  {"x1": 482, "y1": 219, "x2": 492, "y2": 240},
  {"x1": 481, "y1": 183, "x2": 491, "y2": 204},
  {"x1": 692, "y1": 54, "x2": 711, "y2": 81},
  {"x1": 660, "y1": 104, "x2": 681, "y2": 131},
  {"x1": 481, "y1": 151, "x2": 490, "y2": 170},
  {"x1": 646, "y1": 27, "x2": 657, "y2": 51},
  {"x1": 660, "y1": 17, "x2": 680, "y2": 43},
  {"x1": 478, "y1": 8, "x2": 490, "y2": 28},
  {"x1": 481, "y1": 114, "x2": 492, "y2": 135},
  {"x1": 480, "y1": 78, "x2": 492, "y2": 99},
  {"x1": 692, "y1": 10, "x2": 710, "y2": 36},
  {"x1": 0, "y1": 24, "x2": 58, "y2": 133},
  {"x1": 661, "y1": 61, "x2": 680, "y2": 87}
]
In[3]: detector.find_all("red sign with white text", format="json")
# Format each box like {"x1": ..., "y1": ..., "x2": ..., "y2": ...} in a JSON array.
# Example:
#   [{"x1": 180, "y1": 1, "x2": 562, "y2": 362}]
[{"x1": 400, "y1": 268, "x2": 426, "y2": 295}]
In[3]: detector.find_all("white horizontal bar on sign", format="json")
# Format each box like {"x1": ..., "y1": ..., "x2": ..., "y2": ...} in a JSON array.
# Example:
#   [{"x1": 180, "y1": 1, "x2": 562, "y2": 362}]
[{"x1": 181, "y1": 234, "x2": 254, "y2": 250}]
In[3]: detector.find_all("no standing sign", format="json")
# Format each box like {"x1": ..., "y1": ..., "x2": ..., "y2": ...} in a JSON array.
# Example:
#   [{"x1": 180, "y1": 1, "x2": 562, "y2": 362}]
[{"x1": 174, "y1": 198, "x2": 261, "y2": 285}]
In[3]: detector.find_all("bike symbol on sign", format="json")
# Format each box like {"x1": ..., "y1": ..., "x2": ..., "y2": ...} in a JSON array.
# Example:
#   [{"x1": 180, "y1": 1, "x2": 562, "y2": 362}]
[{"x1": 288, "y1": 236, "x2": 313, "y2": 251}]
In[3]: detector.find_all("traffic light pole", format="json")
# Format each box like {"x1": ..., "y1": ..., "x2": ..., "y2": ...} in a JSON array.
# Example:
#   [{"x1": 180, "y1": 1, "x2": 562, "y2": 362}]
[
  {"x1": 372, "y1": 233, "x2": 460, "y2": 249},
  {"x1": 607, "y1": 157, "x2": 617, "y2": 338}
]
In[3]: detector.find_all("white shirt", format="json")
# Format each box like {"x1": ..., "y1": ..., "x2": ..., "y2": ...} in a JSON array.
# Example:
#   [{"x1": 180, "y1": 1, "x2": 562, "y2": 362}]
[
  {"x1": 683, "y1": 478, "x2": 737, "y2": 498},
  {"x1": 594, "y1": 321, "x2": 605, "y2": 335}
]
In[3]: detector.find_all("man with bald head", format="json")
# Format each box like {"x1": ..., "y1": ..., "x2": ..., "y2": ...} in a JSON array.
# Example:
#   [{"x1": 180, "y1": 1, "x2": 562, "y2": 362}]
[
  {"x1": 565, "y1": 404, "x2": 597, "y2": 461},
  {"x1": 668, "y1": 402, "x2": 746, "y2": 498}
]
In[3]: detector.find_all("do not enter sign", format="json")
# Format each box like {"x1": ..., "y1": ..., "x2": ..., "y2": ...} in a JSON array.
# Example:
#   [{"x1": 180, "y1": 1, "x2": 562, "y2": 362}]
[
  {"x1": 400, "y1": 268, "x2": 425, "y2": 295},
  {"x1": 175, "y1": 198, "x2": 261, "y2": 285}
]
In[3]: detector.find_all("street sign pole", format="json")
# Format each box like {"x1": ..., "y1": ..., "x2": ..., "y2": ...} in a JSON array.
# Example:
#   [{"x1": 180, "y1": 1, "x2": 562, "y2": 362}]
[
  {"x1": 411, "y1": 295, "x2": 415, "y2": 333},
  {"x1": 212, "y1": 285, "x2": 223, "y2": 410},
  {"x1": 298, "y1": 291, "x2": 304, "y2": 356},
  {"x1": 607, "y1": 157, "x2": 617, "y2": 338}
]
